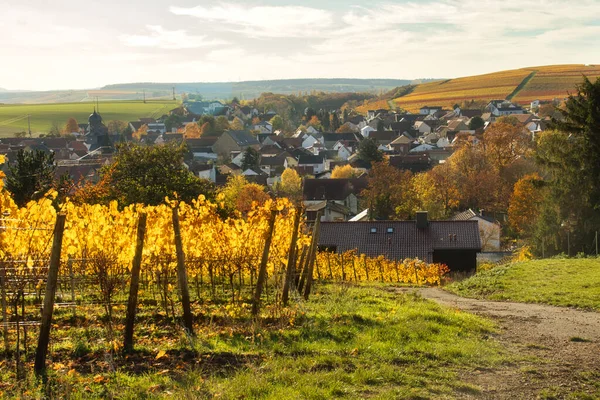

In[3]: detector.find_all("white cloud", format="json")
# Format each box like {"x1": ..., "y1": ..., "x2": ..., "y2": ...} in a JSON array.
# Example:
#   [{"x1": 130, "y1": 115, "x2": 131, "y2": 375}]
[
  {"x1": 169, "y1": 3, "x2": 333, "y2": 38},
  {"x1": 121, "y1": 25, "x2": 228, "y2": 49}
]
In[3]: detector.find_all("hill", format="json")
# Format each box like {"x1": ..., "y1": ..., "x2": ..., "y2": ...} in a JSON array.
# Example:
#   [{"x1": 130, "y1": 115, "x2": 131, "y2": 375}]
[
  {"x1": 0, "y1": 100, "x2": 178, "y2": 137},
  {"x1": 354, "y1": 64, "x2": 600, "y2": 113},
  {"x1": 0, "y1": 79, "x2": 430, "y2": 105}
]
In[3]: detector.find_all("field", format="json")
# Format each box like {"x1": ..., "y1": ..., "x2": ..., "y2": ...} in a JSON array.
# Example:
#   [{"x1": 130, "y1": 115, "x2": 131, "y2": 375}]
[
  {"x1": 354, "y1": 64, "x2": 600, "y2": 113},
  {"x1": 0, "y1": 100, "x2": 178, "y2": 137},
  {"x1": 447, "y1": 257, "x2": 600, "y2": 310},
  {"x1": 0, "y1": 284, "x2": 508, "y2": 399}
]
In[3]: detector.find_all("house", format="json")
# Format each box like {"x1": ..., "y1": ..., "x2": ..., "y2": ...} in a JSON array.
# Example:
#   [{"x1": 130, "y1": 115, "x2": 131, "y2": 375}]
[
  {"x1": 389, "y1": 134, "x2": 414, "y2": 155},
  {"x1": 420, "y1": 106, "x2": 443, "y2": 115},
  {"x1": 185, "y1": 137, "x2": 219, "y2": 161},
  {"x1": 212, "y1": 130, "x2": 260, "y2": 159},
  {"x1": 303, "y1": 178, "x2": 368, "y2": 215},
  {"x1": 389, "y1": 154, "x2": 432, "y2": 173},
  {"x1": 452, "y1": 209, "x2": 501, "y2": 251},
  {"x1": 306, "y1": 201, "x2": 353, "y2": 222},
  {"x1": 298, "y1": 154, "x2": 327, "y2": 174},
  {"x1": 253, "y1": 121, "x2": 273, "y2": 134},
  {"x1": 318, "y1": 212, "x2": 481, "y2": 272},
  {"x1": 361, "y1": 125, "x2": 376, "y2": 138},
  {"x1": 487, "y1": 100, "x2": 523, "y2": 116},
  {"x1": 414, "y1": 121, "x2": 434, "y2": 134},
  {"x1": 410, "y1": 143, "x2": 436, "y2": 153},
  {"x1": 184, "y1": 101, "x2": 229, "y2": 116}
]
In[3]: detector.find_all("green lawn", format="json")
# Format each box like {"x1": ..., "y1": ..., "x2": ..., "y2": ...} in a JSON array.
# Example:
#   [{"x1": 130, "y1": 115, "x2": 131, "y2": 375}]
[
  {"x1": 0, "y1": 100, "x2": 178, "y2": 137},
  {"x1": 2, "y1": 284, "x2": 508, "y2": 399},
  {"x1": 448, "y1": 258, "x2": 600, "y2": 310}
]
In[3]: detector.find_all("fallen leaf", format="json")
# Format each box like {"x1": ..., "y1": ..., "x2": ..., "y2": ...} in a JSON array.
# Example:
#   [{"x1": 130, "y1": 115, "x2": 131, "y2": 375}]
[{"x1": 156, "y1": 350, "x2": 166, "y2": 360}]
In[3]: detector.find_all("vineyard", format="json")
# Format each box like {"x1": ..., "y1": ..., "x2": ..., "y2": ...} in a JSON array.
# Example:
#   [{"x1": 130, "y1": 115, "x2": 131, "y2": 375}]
[
  {"x1": 0, "y1": 156, "x2": 450, "y2": 396},
  {"x1": 353, "y1": 64, "x2": 600, "y2": 114}
]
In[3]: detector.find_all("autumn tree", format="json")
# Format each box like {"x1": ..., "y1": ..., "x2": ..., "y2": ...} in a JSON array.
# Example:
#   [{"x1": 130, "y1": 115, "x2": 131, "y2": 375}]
[
  {"x1": 230, "y1": 117, "x2": 245, "y2": 131},
  {"x1": 270, "y1": 115, "x2": 284, "y2": 132},
  {"x1": 362, "y1": 161, "x2": 415, "y2": 220},
  {"x1": 107, "y1": 120, "x2": 127, "y2": 135},
  {"x1": 483, "y1": 121, "x2": 532, "y2": 173},
  {"x1": 426, "y1": 163, "x2": 460, "y2": 217},
  {"x1": 508, "y1": 173, "x2": 543, "y2": 236},
  {"x1": 164, "y1": 114, "x2": 182, "y2": 132},
  {"x1": 132, "y1": 124, "x2": 148, "y2": 140},
  {"x1": 336, "y1": 123, "x2": 355, "y2": 133},
  {"x1": 215, "y1": 116, "x2": 230, "y2": 133},
  {"x1": 331, "y1": 165, "x2": 360, "y2": 179},
  {"x1": 184, "y1": 123, "x2": 202, "y2": 139},
  {"x1": 64, "y1": 117, "x2": 79, "y2": 135},
  {"x1": 276, "y1": 168, "x2": 302, "y2": 202},
  {"x1": 199, "y1": 122, "x2": 212, "y2": 137},
  {"x1": 236, "y1": 183, "x2": 270, "y2": 214}
]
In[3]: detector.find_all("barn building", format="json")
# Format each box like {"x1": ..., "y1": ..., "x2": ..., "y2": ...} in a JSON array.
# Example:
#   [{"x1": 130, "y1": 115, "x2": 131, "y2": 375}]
[{"x1": 318, "y1": 212, "x2": 481, "y2": 272}]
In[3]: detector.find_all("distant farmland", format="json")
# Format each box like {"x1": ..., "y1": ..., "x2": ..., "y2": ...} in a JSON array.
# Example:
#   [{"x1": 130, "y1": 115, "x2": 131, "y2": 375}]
[
  {"x1": 355, "y1": 64, "x2": 600, "y2": 113},
  {"x1": 0, "y1": 100, "x2": 178, "y2": 137}
]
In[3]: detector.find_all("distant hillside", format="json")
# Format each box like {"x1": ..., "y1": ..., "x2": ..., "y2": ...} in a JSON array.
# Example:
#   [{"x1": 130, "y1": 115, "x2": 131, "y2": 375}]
[
  {"x1": 353, "y1": 64, "x2": 600, "y2": 113},
  {"x1": 103, "y1": 79, "x2": 427, "y2": 100}
]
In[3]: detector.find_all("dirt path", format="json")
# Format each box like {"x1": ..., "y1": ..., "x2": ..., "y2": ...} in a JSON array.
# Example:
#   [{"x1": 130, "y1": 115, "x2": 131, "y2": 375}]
[{"x1": 397, "y1": 288, "x2": 600, "y2": 399}]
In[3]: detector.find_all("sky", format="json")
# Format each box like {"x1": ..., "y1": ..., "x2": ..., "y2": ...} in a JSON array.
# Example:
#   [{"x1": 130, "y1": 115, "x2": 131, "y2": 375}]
[{"x1": 1, "y1": 0, "x2": 600, "y2": 91}]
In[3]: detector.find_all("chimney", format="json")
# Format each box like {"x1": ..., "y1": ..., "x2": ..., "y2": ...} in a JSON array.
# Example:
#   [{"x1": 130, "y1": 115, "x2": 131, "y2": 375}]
[{"x1": 416, "y1": 211, "x2": 429, "y2": 229}]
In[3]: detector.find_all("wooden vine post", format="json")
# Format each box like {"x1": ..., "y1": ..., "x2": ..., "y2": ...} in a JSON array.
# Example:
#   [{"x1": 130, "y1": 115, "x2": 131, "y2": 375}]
[
  {"x1": 172, "y1": 207, "x2": 194, "y2": 336},
  {"x1": 252, "y1": 210, "x2": 277, "y2": 316},
  {"x1": 303, "y1": 213, "x2": 322, "y2": 300},
  {"x1": 34, "y1": 213, "x2": 66, "y2": 377},
  {"x1": 124, "y1": 213, "x2": 147, "y2": 353},
  {"x1": 282, "y1": 207, "x2": 301, "y2": 307}
]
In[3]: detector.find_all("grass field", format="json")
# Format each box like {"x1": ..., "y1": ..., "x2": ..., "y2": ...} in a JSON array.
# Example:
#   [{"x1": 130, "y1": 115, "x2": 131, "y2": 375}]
[
  {"x1": 355, "y1": 64, "x2": 600, "y2": 113},
  {"x1": 0, "y1": 100, "x2": 178, "y2": 137},
  {"x1": 1, "y1": 284, "x2": 508, "y2": 399},
  {"x1": 447, "y1": 258, "x2": 600, "y2": 310}
]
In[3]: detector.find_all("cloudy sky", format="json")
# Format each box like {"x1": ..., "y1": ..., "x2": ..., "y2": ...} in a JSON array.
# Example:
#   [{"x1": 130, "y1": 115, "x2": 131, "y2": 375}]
[{"x1": 1, "y1": 0, "x2": 599, "y2": 90}]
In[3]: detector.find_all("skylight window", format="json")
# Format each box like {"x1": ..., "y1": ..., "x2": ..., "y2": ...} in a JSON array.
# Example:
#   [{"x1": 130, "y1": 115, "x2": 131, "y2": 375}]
[
  {"x1": 386, "y1": 227, "x2": 394, "y2": 234},
  {"x1": 370, "y1": 227, "x2": 377, "y2": 234}
]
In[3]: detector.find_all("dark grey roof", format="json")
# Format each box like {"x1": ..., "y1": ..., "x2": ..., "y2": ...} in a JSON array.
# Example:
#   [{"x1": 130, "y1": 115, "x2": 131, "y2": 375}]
[
  {"x1": 298, "y1": 155, "x2": 325, "y2": 165},
  {"x1": 227, "y1": 130, "x2": 260, "y2": 147},
  {"x1": 318, "y1": 220, "x2": 481, "y2": 262},
  {"x1": 303, "y1": 178, "x2": 368, "y2": 201}
]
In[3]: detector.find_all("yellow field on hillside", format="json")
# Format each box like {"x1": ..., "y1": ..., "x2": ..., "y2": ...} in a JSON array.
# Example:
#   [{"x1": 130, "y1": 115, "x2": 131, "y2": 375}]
[
  {"x1": 512, "y1": 64, "x2": 600, "y2": 104},
  {"x1": 393, "y1": 69, "x2": 532, "y2": 112},
  {"x1": 353, "y1": 64, "x2": 600, "y2": 114}
]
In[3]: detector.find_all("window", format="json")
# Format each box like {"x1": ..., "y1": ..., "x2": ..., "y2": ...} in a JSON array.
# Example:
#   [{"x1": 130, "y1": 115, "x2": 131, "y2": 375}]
[
  {"x1": 386, "y1": 227, "x2": 394, "y2": 234},
  {"x1": 370, "y1": 227, "x2": 377, "y2": 234}
]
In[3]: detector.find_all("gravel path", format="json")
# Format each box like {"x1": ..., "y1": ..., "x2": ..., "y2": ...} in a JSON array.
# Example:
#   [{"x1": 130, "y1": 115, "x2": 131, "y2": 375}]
[{"x1": 397, "y1": 287, "x2": 600, "y2": 399}]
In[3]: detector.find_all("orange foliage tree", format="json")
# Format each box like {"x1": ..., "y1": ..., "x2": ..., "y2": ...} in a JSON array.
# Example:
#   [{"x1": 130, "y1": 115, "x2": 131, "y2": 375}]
[
  {"x1": 132, "y1": 124, "x2": 148, "y2": 140},
  {"x1": 184, "y1": 123, "x2": 202, "y2": 139},
  {"x1": 331, "y1": 165, "x2": 360, "y2": 179},
  {"x1": 64, "y1": 117, "x2": 79, "y2": 135},
  {"x1": 508, "y1": 173, "x2": 543, "y2": 235}
]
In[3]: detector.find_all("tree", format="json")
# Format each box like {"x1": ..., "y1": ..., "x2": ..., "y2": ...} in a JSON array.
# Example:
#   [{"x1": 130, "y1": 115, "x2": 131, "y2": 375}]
[
  {"x1": 241, "y1": 147, "x2": 260, "y2": 171},
  {"x1": 132, "y1": 124, "x2": 148, "y2": 140},
  {"x1": 357, "y1": 138, "x2": 384, "y2": 165},
  {"x1": 336, "y1": 124, "x2": 355, "y2": 133},
  {"x1": 362, "y1": 161, "x2": 414, "y2": 220},
  {"x1": 483, "y1": 121, "x2": 532, "y2": 173},
  {"x1": 236, "y1": 183, "x2": 270, "y2": 214},
  {"x1": 277, "y1": 168, "x2": 302, "y2": 201},
  {"x1": 47, "y1": 122, "x2": 61, "y2": 137},
  {"x1": 219, "y1": 175, "x2": 269, "y2": 215},
  {"x1": 330, "y1": 112, "x2": 341, "y2": 132},
  {"x1": 184, "y1": 123, "x2": 202, "y2": 139},
  {"x1": 64, "y1": 117, "x2": 79, "y2": 135},
  {"x1": 331, "y1": 165, "x2": 360, "y2": 179},
  {"x1": 551, "y1": 76, "x2": 600, "y2": 209},
  {"x1": 5, "y1": 149, "x2": 56, "y2": 207},
  {"x1": 107, "y1": 120, "x2": 127, "y2": 135},
  {"x1": 93, "y1": 142, "x2": 216, "y2": 206},
  {"x1": 270, "y1": 115, "x2": 284, "y2": 132},
  {"x1": 164, "y1": 114, "x2": 182, "y2": 132},
  {"x1": 307, "y1": 115, "x2": 322, "y2": 131},
  {"x1": 215, "y1": 116, "x2": 230, "y2": 133},
  {"x1": 343, "y1": 108, "x2": 349, "y2": 123},
  {"x1": 230, "y1": 117, "x2": 245, "y2": 131},
  {"x1": 426, "y1": 163, "x2": 460, "y2": 217},
  {"x1": 468, "y1": 116, "x2": 484, "y2": 131},
  {"x1": 508, "y1": 173, "x2": 543, "y2": 236}
]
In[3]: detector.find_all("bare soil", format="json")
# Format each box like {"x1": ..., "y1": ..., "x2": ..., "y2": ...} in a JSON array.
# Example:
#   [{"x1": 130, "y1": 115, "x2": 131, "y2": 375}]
[{"x1": 397, "y1": 287, "x2": 600, "y2": 399}]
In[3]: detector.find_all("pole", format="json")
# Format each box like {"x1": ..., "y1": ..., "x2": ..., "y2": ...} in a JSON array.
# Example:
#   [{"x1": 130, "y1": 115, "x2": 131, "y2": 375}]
[
  {"x1": 27, "y1": 114, "x2": 31, "y2": 137},
  {"x1": 303, "y1": 213, "x2": 322, "y2": 300},
  {"x1": 282, "y1": 207, "x2": 301, "y2": 307},
  {"x1": 172, "y1": 207, "x2": 194, "y2": 336},
  {"x1": 35, "y1": 213, "x2": 67, "y2": 377},
  {"x1": 124, "y1": 213, "x2": 147, "y2": 353},
  {"x1": 252, "y1": 210, "x2": 277, "y2": 316}
]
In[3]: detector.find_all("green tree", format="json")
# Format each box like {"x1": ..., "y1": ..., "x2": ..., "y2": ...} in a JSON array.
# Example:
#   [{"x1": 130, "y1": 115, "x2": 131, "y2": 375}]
[
  {"x1": 47, "y1": 122, "x2": 61, "y2": 137},
  {"x1": 164, "y1": 114, "x2": 182, "y2": 132},
  {"x1": 358, "y1": 138, "x2": 384, "y2": 165},
  {"x1": 241, "y1": 147, "x2": 260, "y2": 171},
  {"x1": 97, "y1": 142, "x2": 216, "y2": 206},
  {"x1": 6, "y1": 149, "x2": 56, "y2": 207},
  {"x1": 269, "y1": 115, "x2": 284, "y2": 132},
  {"x1": 468, "y1": 116, "x2": 484, "y2": 130}
]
